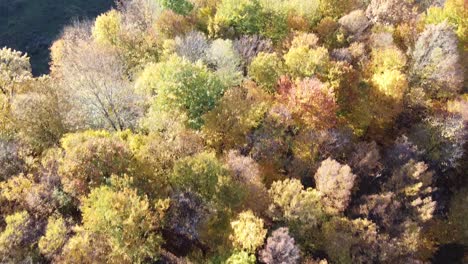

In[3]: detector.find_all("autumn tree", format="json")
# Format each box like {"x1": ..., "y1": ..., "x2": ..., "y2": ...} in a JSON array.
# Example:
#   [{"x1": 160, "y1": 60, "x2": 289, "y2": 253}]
[
  {"x1": 314, "y1": 158, "x2": 356, "y2": 214},
  {"x1": 202, "y1": 82, "x2": 271, "y2": 151},
  {"x1": 279, "y1": 77, "x2": 338, "y2": 130},
  {"x1": 410, "y1": 22, "x2": 463, "y2": 98},
  {"x1": 259, "y1": 227, "x2": 301, "y2": 264},
  {"x1": 229, "y1": 210, "x2": 267, "y2": 253},
  {"x1": 268, "y1": 179, "x2": 324, "y2": 228},
  {"x1": 38, "y1": 215, "x2": 68, "y2": 258},
  {"x1": 77, "y1": 176, "x2": 167, "y2": 263},
  {"x1": 58, "y1": 131, "x2": 134, "y2": 197}
]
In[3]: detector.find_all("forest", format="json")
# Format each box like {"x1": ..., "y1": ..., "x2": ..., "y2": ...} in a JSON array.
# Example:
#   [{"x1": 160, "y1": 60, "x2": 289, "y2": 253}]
[{"x1": 0, "y1": 0, "x2": 466, "y2": 263}]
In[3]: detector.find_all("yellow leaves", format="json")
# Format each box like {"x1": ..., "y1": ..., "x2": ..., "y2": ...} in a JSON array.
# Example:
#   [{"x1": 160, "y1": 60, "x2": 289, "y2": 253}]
[
  {"x1": 92, "y1": 9, "x2": 122, "y2": 46},
  {"x1": 0, "y1": 174, "x2": 33, "y2": 203},
  {"x1": 39, "y1": 215, "x2": 68, "y2": 257},
  {"x1": 230, "y1": 210, "x2": 267, "y2": 253},
  {"x1": 371, "y1": 69, "x2": 408, "y2": 99}
]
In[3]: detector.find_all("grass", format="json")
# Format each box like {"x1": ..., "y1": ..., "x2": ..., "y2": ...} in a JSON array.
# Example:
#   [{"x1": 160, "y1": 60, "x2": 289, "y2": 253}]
[{"x1": 0, "y1": 0, "x2": 114, "y2": 75}]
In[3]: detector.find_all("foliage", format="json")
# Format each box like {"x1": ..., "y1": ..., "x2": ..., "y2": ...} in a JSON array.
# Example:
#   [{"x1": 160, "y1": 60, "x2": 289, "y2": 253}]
[
  {"x1": 136, "y1": 55, "x2": 225, "y2": 129},
  {"x1": 92, "y1": 9, "x2": 122, "y2": 46},
  {"x1": 268, "y1": 179, "x2": 324, "y2": 228},
  {"x1": 38, "y1": 215, "x2": 68, "y2": 257},
  {"x1": 202, "y1": 83, "x2": 270, "y2": 151},
  {"x1": 0, "y1": 211, "x2": 32, "y2": 261},
  {"x1": 278, "y1": 77, "x2": 338, "y2": 130},
  {"x1": 411, "y1": 22, "x2": 463, "y2": 98},
  {"x1": 0, "y1": 139, "x2": 25, "y2": 180},
  {"x1": 205, "y1": 39, "x2": 243, "y2": 87},
  {"x1": 174, "y1": 31, "x2": 209, "y2": 63},
  {"x1": 0, "y1": 47, "x2": 31, "y2": 100},
  {"x1": 159, "y1": 0, "x2": 193, "y2": 15},
  {"x1": 0, "y1": 1, "x2": 467, "y2": 262},
  {"x1": 423, "y1": 0, "x2": 467, "y2": 49},
  {"x1": 314, "y1": 158, "x2": 356, "y2": 214},
  {"x1": 284, "y1": 45, "x2": 330, "y2": 79},
  {"x1": 249, "y1": 52, "x2": 285, "y2": 93},
  {"x1": 259, "y1": 227, "x2": 301, "y2": 264},
  {"x1": 79, "y1": 177, "x2": 166, "y2": 263},
  {"x1": 58, "y1": 131, "x2": 134, "y2": 197},
  {"x1": 211, "y1": 0, "x2": 265, "y2": 37},
  {"x1": 229, "y1": 210, "x2": 267, "y2": 252},
  {"x1": 226, "y1": 251, "x2": 256, "y2": 264},
  {"x1": 366, "y1": 0, "x2": 417, "y2": 25}
]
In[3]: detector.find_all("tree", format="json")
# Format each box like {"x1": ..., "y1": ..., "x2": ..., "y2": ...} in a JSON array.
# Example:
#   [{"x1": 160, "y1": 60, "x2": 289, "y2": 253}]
[
  {"x1": 79, "y1": 177, "x2": 167, "y2": 263},
  {"x1": 278, "y1": 78, "x2": 338, "y2": 130},
  {"x1": 259, "y1": 227, "x2": 301, "y2": 264},
  {"x1": 268, "y1": 179, "x2": 324, "y2": 228},
  {"x1": 226, "y1": 251, "x2": 256, "y2": 264},
  {"x1": 158, "y1": 0, "x2": 194, "y2": 15},
  {"x1": 202, "y1": 83, "x2": 271, "y2": 151},
  {"x1": 408, "y1": 114, "x2": 466, "y2": 170},
  {"x1": 338, "y1": 9, "x2": 369, "y2": 38},
  {"x1": 410, "y1": 22, "x2": 463, "y2": 98},
  {"x1": 163, "y1": 192, "x2": 208, "y2": 255},
  {"x1": 365, "y1": 0, "x2": 417, "y2": 25},
  {"x1": 11, "y1": 77, "x2": 66, "y2": 153},
  {"x1": 58, "y1": 131, "x2": 134, "y2": 197},
  {"x1": 0, "y1": 211, "x2": 34, "y2": 262},
  {"x1": 136, "y1": 55, "x2": 225, "y2": 129},
  {"x1": 229, "y1": 210, "x2": 267, "y2": 253},
  {"x1": 225, "y1": 150, "x2": 270, "y2": 213},
  {"x1": 284, "y1": 45, "x2": 330, "y2": 79},
  {"x1": 314, "y1": 158, "x2": 356, "y2": 214},
  {"x1": 56, "y1": 41, "x2": 143, "y2": 131},
  {"x1": 38, "y1": 215, "x2": 68, "y2": 258},
  {"x1": 0, "y1": 139, "x2": 25, "y2": 180},
  {"x1": 174, "y1": 31, "x2": 210, "y2": 63},
  {"x1": 249, "y1": 52, "x2": 285, "y2": 93},
  {"x1": 211, "y1": 0, "x2": 265, "y2": 37},
  {"x1": 205, "y1": 39, "x2": 243, "y2": 87},
  {"x1": 233, "y1": 35, "x2": 273, "y2": 73},
  {"x1": 322, "y1": 217, "x2": 380, "y2": 264},
  {"x1": 0, "y1": 47, "x2": 31, "y2": 101},
  {"x1": 423, "y1": 0, "x2": 467, "y2": 49},
  {"x1": 170, "y1": 151, "x2": 226, "y2": 201},
  {"x1": 92, "y1": 9, "x2": 122, "y2": 46}
]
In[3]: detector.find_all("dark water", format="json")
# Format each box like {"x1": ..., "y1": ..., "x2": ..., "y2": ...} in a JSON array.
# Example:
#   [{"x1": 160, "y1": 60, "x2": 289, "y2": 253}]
[{"x1": 0, "y1": 0, "x2": 114, "y2": 76}]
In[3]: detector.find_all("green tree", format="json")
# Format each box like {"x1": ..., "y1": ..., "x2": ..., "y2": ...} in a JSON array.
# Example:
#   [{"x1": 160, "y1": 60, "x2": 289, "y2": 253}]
[
  {"x1": 159, "y1": 0, "x2": 194, "y2": 15},
  {"x1": 249, "y1": 52, "x2": 285, "y2": 93},
  {"x1": 211, "y1": 0, "x2": 265, "y2": 37},
  {"x1": 284, "y1": 45, "x2": 330, "y2": 79},
  {"x1": 170, "y1": 151, "x2": 226, "y2": 201},
  {"x1": 136, "y1": 55, "x2": 225, "y2": 129}
]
